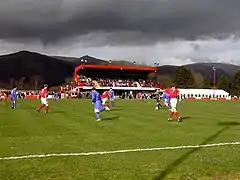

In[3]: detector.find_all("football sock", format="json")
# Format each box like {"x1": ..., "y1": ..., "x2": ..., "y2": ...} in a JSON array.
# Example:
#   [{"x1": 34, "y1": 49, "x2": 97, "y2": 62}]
[
  {"x1": 96, "y1": 112, "x2": 101, "y2": 119},
  {"x1": 169, "y1": 112, "x2": 174, "y2": 118},
  {"x1": 45, "y1": 106, "x2": 49, "y2": 113}
]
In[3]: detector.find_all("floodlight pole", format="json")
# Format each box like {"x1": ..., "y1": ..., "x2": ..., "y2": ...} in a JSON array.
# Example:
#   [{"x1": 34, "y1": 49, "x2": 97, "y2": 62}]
[{"x1": 213, "y1": 67, "x2": 216, "y2": 97}]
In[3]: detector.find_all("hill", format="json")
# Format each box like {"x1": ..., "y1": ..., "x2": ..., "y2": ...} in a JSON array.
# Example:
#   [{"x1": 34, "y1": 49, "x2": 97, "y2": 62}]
[
  {"x1": 52, "y1": 56, "x2": 79, "y2": 64},
  {"x1": 157, "y1": 63, "x2": 240, "y2": 81},
  {"x1": 0, "y1": 50, "x2": 239, "y2": 89},
  {"x1": 53, "y1": 55, "x2": 107, "y2": 65},
  {"x1": 0, "y1": 51, "x2": 74, "y2": 89},
  {"x1": 54, "y1": 55, "x2": 135, "y2": 66}
]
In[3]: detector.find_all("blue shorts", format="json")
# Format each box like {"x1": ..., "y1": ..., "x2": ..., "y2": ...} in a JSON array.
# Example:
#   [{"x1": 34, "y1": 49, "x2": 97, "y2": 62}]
[{"x1": 11, "y1": 97, "x2": 16, "y2": 102}]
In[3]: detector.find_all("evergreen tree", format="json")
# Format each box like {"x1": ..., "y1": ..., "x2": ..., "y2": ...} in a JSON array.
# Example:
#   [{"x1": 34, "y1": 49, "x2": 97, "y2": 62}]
[
  {"x1": 157, "y1": 75, "x2": 172, "y2": 87},
  {"x1": 217, "y1": 76, "x2": 230, "y2": 92},
  {"x1": 192, "y1": 72, "x2": 204, "y2": 88},
  {"x1": 202, "y1": 76, "x2": 211, "y2": 89},
  {"x1": 232, "y1": 71, "x2": 240, "y2": 95},
  {"x1": 172, "y1": 66, "x2": 194, "y2": 88}
]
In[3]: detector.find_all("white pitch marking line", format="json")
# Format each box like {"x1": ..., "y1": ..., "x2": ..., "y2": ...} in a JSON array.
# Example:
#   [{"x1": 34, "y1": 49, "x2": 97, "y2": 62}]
[{"x1": 1, "y1": 141, "x2": 240, "y2": 161}]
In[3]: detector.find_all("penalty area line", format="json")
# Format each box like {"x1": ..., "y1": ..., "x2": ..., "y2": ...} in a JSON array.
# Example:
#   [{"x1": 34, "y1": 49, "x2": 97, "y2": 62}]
[{"x1": 1, "y1": 141, "x2": 240, "y2": 161}]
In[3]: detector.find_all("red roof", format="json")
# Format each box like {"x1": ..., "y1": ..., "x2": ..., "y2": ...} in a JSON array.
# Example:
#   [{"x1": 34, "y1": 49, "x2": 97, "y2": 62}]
[{"x1": 74, "y1": 64, "x2": 156, "y2": 73}]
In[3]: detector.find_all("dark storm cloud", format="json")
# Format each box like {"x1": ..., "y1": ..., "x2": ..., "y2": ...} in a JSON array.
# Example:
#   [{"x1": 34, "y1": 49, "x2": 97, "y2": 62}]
[{"x1": 0, "y1": 0, "x2": 240, "y2": 44}]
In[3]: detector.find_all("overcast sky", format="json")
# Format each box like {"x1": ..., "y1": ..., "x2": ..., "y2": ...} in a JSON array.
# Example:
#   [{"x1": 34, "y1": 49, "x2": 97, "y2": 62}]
[{"x1": 0, "y1": 0, "x2": 240, "y2": 65}]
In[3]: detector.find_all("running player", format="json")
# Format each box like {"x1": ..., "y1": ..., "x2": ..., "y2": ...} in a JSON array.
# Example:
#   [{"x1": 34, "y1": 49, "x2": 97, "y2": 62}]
[
  {"x1": 92, "y1": 87, "x2": 108, "y2": 121},
  {"x1": 37, "y1": 84, "x2": 49, "y2": 114},
  {"x1": 109, "y1": 88, "x2": 115, "y2": 107},
  {"x1": 162, "y1": 91, "x2": 170, "y2": 108},
  {"x1": 0, "y1": 90, "x2": 5, "y2": 102},
  {"x1": 138, "y1": 92, "x2": 144, "y2": 101},
  {"x1": 165, "y1": 85, "x2": 181, "y2": 122},
  {"x1": 102, "y1": 90, "x2": 110, "y2": 110},
  {"x1": 154, "y1": 89, "x2": 163, "y2": 110},
  {"x1": 54, "y1": 91, "x2": 59, "y2": 100},
  {"x1": 10, "y1": 87, "x2": 17, "y2": 109}
]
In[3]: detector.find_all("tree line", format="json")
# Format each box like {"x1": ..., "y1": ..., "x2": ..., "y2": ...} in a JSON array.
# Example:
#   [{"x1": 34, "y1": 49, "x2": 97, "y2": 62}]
[
  {"x1": 0, "y1": 75, "x2": 45, "y2": 90},
  {"x1": 2, "y1": 75, "x2": 74, "y2": 91},
  {"x1": 149, "y1": 66, "x2": 240, "y2": 95},
  {"x1": 3, "y1": 66, "x2": 240, "y2": 95}
]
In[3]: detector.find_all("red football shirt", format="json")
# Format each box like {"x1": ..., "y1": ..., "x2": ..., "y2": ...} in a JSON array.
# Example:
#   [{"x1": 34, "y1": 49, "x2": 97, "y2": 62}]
[
  {"x1": 40, "y1": 88, "x2": 48, "y2": 98},
  {"x1": 102, "y1": 91, "x2": 109, "y2": 99},
  {"x1": 165, "y1": 88, "x2": 170, "y2": 95},
  {"x1": 166, "y1": 88, "x2": 179, "y2": 98}
]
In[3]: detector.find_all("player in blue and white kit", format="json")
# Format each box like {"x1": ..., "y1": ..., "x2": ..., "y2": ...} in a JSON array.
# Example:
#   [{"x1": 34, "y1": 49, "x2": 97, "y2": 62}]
[
  {"x1": 109, "y1": 88, "x2": 115, "y2": 107},
  {"x1": 54, "y1": 91, "x2": 59, "y2": 100},
  {"x1": 92, "y1": 88, "x2": 109, "y2": 121},
  {"x1": 162, "y1": 91, "x2": 170, "y2": 108},
  {"x1": 10, "y1": 87, "x2": 17, "y2": 109}
]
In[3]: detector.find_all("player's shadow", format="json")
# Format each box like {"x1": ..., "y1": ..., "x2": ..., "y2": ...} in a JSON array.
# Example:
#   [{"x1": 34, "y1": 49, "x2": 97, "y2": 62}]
[
  {"x1": 51, "y1": 110, "x2": 68, "y2": 114},
  {"x1": 218, "y1": 121, "x2": 240, "y2": 126},
  {"x1": 152, "y1": 122, "x2": 239, "y2": 180},
  {"x1": 180, "y1": 116, "x2": 191, "y2": 120},
  {"x1": 102, "y1": 116, "x2": 119, "y2": 121},
  {"x1": 110, "y1": 108, "x2": 122, "y2": 111}
]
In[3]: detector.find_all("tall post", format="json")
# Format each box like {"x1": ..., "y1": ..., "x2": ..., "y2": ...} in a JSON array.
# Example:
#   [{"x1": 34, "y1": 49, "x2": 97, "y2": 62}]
[{"x1": 213, "y1": 67, "x2": 216, "y2": 97}]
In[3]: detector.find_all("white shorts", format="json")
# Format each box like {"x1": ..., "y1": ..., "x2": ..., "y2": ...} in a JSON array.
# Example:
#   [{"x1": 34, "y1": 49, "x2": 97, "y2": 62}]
[
  {"x1": 164, "y1": 100, "x2": 168, "y2": 106},
  {"x1": 94, "y1": 108, "x2": 100, "y2": 113},
  {"x1": 0, "y1": 96, "x2": 5, "y2": 100},
  {"x1": 41, "y1": 98, "x2": 48, "y2": 105},
  {"x1": 102, "y1": 98, "x2": 108, "y2": 105},
  {"x1": 170, "y1": 98, "x2": 178, "y2": 108},
  {"x1": 110, "y1": 98, "x2": 114, "y2": 101}
]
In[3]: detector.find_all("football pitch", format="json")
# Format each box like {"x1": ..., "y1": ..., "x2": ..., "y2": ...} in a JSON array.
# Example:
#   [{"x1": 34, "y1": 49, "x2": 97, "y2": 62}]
[{"x1": 0, "y1": 99, "x2": 240, "y2": 180}]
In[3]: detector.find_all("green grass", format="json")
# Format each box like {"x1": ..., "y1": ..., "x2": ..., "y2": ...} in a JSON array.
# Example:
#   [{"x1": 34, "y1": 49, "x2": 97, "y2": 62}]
[{"x1": 0, "y1": 99, "x2": 240, "y2": 180}]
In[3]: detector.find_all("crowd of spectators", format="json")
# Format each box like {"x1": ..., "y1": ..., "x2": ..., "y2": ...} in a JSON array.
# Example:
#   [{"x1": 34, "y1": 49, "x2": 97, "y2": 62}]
[
  {"x1": 75, "y1": 76, "x2": 156, "y2": 88},
  {"x1": 0, "y1": 75, "x2": 159, "y2": 99}
]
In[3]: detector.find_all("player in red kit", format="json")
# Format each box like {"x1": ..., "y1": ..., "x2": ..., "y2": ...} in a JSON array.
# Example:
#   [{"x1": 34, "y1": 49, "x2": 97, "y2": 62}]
[
  {"x1": 165, "y1": 85, "x2": 181, "y2": 122},
  {"x1": 138, "y1": 92, "x2": 144, "y2": 101},
  {"x1": 37, "y1": 84, "x2": 49, "y2": 114},
  {"x1": 101, "y1": 91, "x2": 110, "y2": 110},
  {"x1": 0, "y1": 91, "x2": 4, "y2": 102},
  {"x1": 0, "y1": 91, "x2": 7, "y2": 102}
]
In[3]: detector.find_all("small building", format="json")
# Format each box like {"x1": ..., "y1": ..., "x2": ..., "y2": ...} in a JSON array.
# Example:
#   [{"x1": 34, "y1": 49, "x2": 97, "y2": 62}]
[{"x1": 179, "y1": 89, "x2": 229, "y2": 99}]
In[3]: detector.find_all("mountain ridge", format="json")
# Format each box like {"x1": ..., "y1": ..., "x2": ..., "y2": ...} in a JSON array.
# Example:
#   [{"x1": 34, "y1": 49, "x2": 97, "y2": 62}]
[{"x1": 0, "y1": 50, "x2": 239, "y2": 89}]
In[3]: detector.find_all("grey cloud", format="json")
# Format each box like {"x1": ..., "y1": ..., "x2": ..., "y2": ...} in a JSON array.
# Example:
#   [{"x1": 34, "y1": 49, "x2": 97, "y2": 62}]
[{"x1": 0, "y1": 0, "x2": 240, "y2": 45}]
